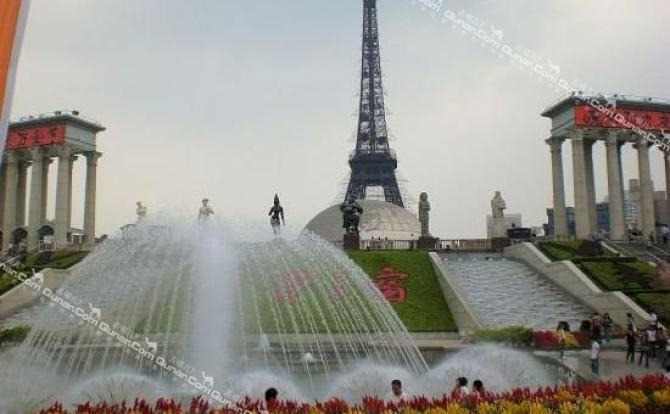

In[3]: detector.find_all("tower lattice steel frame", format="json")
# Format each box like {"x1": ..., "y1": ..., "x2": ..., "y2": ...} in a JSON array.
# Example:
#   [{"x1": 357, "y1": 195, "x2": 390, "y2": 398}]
[{"x1": 344, "y1": 0, "x2": 404, "y2": 208}]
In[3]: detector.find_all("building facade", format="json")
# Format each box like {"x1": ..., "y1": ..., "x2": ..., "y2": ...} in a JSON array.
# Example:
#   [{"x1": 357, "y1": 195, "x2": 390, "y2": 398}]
[{"x1": 0, "y1": 111, "x2": 104, "y2": 253}]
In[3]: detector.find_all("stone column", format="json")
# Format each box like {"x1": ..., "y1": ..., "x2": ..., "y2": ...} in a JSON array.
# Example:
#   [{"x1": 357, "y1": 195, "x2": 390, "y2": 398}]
[
  {"x1": 584, "y1": 139, "x2": 598, "y2": 234},
  {"x1": 571, "y1": 131, "x2": 596, "y2": 238},
  {"x1": 54, "y1": 146, "x2": 72, "y2": 245},
  {"x1": 605, "y1": 132, "x2": 626, "y2": 240},
  {"x1": 83, "y1": 152, "x2": 101, "y2": 247},
  {"x1": 634, "y1": 136, "x2": 656, "y2": 238},
  {"x1": 1, "y1": 153, "x2": 19, "y2": 252},
  {"x1": 40, "y1": 158, "x2": 51, "y2": 223},
  {"x1": 16, "y1": 160, "x2": 28, "y2": 226},
  {"x1": 27, "y1": 148, "x2": 46, "y2": 250},
  {"x1": 664, "y1": 150, "x2": 670, "y2": 223},
  {"x1": 0, "y1": 162, "x2": 6, "y2": 229},
  {"x1": 66, "y1": 155, "x2": 76, "y2": 229},
  {"x1": 546, "y1": 137, "x2": 568, "y2": 235}
]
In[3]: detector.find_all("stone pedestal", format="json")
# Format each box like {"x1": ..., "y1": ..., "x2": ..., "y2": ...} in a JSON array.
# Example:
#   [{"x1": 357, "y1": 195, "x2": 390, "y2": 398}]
[
  {"x1": 342, "y1": 233, "x2": 360, "y2": 250},
  {"x1": 491, "y1": 237, "x2": 510, "y2": 251},
  {"x1": 417, "y1": 236, "x2": 437, "y2": 250}
]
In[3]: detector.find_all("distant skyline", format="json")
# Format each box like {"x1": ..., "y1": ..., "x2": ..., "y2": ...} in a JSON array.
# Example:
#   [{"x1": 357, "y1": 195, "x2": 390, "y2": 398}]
[{"x1": 9, "y1": 0, "x2": 670, "y2": 238}]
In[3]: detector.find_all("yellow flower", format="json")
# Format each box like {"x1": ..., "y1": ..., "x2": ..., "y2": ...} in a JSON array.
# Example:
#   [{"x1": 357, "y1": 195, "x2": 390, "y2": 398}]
[
  {"x1": 651, "y1": 388, "x2": 670, "y2": 406},
  {"x1": 617, "y1": 390, "x2": 648, "y2": 409},
  {"x1": 475, "y1": 402, "x2": 498, "y2": 414}
]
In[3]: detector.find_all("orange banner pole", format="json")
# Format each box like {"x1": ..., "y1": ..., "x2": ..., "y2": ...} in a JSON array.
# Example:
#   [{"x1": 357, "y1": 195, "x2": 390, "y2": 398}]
[{"x1": 0, "y1": 0, "x2": 29, "y2": 154}]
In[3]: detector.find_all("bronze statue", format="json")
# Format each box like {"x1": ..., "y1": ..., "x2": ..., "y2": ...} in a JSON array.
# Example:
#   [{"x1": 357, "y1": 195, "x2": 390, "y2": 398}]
[
  {"x1": 340, "y1": 196, "x2": 363, "y2": 235},
  {"x1": 268, "y1": 194, "x2": 285, "y2": 235}
]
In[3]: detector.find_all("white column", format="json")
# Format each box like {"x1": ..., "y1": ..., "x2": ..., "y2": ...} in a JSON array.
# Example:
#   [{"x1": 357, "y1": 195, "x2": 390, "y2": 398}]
[
  {"x1": 0, "y1": 162, "x2": 6, "y2": 230},
  {"x1": 83, "y1": 152, "x2": 101, "y2": 247},
  {"x1": 571, "y1": 130, "x2": 596, "y2": 238},
  {"x1": 2, "y1": 153, "x2": 19, "y2": 252},
  {"x1": 16, "y1": 160, "x2": 28, "y2": 226},
  {"x1": 546, "y1": 137, "x2": 568, "y2": 235},
  {"x1": 54, "y1": 146, "x2": 72, "y2": 245},
  {"x1": 27, "y1": 148, "x2": 46, "y2": 250},
  {"x1": 634, "y1": 136, "x2": 656, "y2": 238},
  {"x1": 66, "y1": 155, "x2": 76, "y2": 229},
  {"x1": 584, "y1": 139, "x2": 598, "y2": 234},
  {"x1": 40, "y1": 158, "x2": 51, "y2": 223},
  {"x1": 605, "y1": 132, "x2": 626, "y2": 240},
  {"x1": 664, "y1": 150, "x2": 670, "y2": 223}
]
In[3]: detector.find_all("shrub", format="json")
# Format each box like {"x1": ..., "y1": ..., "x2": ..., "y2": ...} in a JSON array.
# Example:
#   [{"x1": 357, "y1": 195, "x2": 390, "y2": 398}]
[
  {"x1": 472, "y1": 326, "x2": 534, "y2": 345},
  {"x1": 0, "y1": 325, "x2": 30, "y2": 345}
]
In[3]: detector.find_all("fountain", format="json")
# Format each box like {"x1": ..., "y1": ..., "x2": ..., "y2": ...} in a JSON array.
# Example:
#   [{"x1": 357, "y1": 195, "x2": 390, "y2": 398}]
[{"x1": 0, "y1": 219, "x2": 573, "y2": 411}]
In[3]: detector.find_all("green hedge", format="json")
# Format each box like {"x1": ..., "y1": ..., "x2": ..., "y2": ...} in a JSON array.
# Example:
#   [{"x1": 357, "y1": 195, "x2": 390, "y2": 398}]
[
  {"x1": 472, "y1": 326, "x2": 534, "y2": 345},
  {"x1": 629, "y1": 293, "x2": 670, "y2": 326},
  {"x1": 0, "y1": 251, "x2": 88, "y2": 296},
  {"x1": 0, "y1": 325, "x2": 30, "y2": 344},
  {"x1": 348, "y1": 250, "x2": 457, "y2": 332},
  {"x1": 578, "y1": 261, "x2": 655, "y2": 291}
]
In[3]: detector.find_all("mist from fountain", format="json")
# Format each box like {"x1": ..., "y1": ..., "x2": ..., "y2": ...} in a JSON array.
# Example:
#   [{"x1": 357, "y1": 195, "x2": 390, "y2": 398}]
[{"x1": 0, "y1": 218, "x2": 573, "y2": 411}]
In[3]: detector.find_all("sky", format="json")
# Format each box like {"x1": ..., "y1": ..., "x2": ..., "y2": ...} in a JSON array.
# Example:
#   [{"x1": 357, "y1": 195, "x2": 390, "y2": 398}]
[{"x1": 9, "y1": 0, "x2": 670, "y2": 238}]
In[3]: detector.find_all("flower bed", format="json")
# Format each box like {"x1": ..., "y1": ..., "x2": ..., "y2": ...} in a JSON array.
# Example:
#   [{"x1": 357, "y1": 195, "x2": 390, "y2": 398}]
[
  {"x1": 534, "y1": 330, "x2": 590, "y2": 350},
  {"x1": 39, "y1": 374, "x2": 670, "y2": 413}
]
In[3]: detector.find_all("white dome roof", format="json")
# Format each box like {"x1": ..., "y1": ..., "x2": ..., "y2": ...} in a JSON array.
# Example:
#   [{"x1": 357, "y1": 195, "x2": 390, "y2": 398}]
[{"x1": 303, "y1": 200, "x2": 420, "y2": 242}]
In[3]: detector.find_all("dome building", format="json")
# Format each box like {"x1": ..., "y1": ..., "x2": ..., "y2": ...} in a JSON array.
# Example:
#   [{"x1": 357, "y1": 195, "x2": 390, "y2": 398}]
[{"x1": 303, "y1": 200, "x2": 420, "y2": 243}]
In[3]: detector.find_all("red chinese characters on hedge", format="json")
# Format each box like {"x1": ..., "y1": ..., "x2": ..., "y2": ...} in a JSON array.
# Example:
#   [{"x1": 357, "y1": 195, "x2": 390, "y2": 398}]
[
  {"x1": 273, "y1": 268, "x2": 312, "y2": 305},
  {"x1": 6, "y1": 123, "x2": 66, "y2": 150},
  {"x1": 373, "y1": 265, "x2": 408, "y2": 303}
]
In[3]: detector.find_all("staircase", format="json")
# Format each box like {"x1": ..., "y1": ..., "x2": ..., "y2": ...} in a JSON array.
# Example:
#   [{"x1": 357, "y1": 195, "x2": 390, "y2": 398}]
[{"x1": 602, "y1": 238, "x2": 670, "y2": 265}]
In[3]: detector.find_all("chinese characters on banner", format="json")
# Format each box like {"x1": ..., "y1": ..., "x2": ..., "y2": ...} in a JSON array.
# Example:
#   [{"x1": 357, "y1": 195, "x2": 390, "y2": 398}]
[
  {"x1": 373, "y1": 265, "x2": 408, "y2": 303},
  {"x1": 574, "y1": 105, "x2": 670, "y2": 131},
  {"x1": 6, "y1": 123, "x2": 66, "y2": 150}
]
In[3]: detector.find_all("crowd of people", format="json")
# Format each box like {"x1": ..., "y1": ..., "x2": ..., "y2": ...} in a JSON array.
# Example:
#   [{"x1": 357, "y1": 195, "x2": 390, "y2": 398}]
[
  {"x1": 385, "y1": 377, "x2": 486, "y2": 402},
  {"x1": 583, "y1": 311, "x2": 669, "y2": 378}
]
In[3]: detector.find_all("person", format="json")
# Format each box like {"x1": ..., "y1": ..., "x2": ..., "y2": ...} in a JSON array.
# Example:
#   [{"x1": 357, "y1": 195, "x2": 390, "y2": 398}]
[
  {"x1": 472, "y1": 380, "x2": 484, "y2": 396},
  {"x1": 557, "y1": 322, "x2": 567, "y2": 359},
  {"x1": 650, "y1": 312, "x2": 658, "y2": 329},
  {"x1": 647, "y1": 325, "x2": 657, "y2": 359},
  {"x1": 602, "y1": 313, "x2": 613, "y2": 344},
  {"x1": 638, "y1": 333, "x2": 650, "y2": 368},
  {"x1": 452, "y1": 377, "x2": 469, "y2": 397},
  {"x1": 625, "y1": 329, "x2": 636, "y2": 363},
  {"x1": 264, "y1": 387, "x2": 278, "y2": 411},
  {"x1": 657, "y1": 327, "x2": 668, "y2": 366},
  {"x1": 591, "y1": 312, "x2": 602, "y2": 343},
  {"x1": 590, "y1": 336, "x2": 601, "y2": 378},
  {"x1": 386, "y1": 379, "x2": 406, "y2": 402},
  {"x1": 626, "y1": 312, "x2": 637, "y2": 333}
]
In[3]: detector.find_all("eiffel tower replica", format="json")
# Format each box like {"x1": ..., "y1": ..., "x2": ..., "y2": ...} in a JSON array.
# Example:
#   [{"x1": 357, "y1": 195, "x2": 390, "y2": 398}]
[{"x1": 344, "y1": 0, "x2": 404, "y2": 208}]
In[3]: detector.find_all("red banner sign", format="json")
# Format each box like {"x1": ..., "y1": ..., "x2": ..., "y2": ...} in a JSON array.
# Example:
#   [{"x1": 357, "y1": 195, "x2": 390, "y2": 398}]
[
  {"x1": 575, "y1": 105, "x2": 670, "y2": 131},
  {"x1": 6, "y1": 123, "x2": 66, "y2": 150}
]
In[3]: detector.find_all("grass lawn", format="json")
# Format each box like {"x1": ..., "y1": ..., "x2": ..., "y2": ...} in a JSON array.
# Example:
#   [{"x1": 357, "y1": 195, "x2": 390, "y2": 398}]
[
  {"x1": 537, "y1": 240, "x2": 583, "y2": 261},
  {"x1": 629, "y1": 292, "x2": 670, "y2": 326},
  {"x1": 0, "y1": 250, "x2": 88, "y2": 296},
  {"x1": 348, "y1": 250, "x2": 457, "y2": 332}
]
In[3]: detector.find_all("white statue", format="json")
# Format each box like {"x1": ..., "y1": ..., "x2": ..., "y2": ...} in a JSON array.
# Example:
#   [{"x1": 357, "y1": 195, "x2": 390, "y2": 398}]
[
  {"x1": 491, "y1": 191, "x2": 506, "y2": 219},
  {"x1": 418, "y1": 192, "x2": 431, "y2": 237},
  {"x1": 198, "y1": 198, "x2": 214, "y2": 222},
  {"x1": 136, "y1": 201, "x2": 147, "y2": 223},
  {"x1": 490, "y1": 191, "x2": 507, "y2": 238}
]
